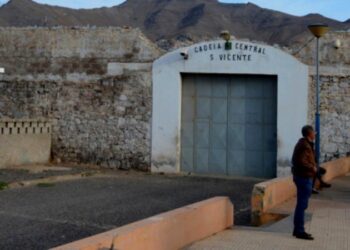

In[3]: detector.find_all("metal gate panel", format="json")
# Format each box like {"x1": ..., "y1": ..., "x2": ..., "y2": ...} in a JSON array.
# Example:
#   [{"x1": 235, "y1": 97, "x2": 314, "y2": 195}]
[
  {"x1": 181, "y1": 76, "x2": 195, "y2": 172},
  {"x1": 181, "y1": 74, "x2": 277, "y2": 178}
]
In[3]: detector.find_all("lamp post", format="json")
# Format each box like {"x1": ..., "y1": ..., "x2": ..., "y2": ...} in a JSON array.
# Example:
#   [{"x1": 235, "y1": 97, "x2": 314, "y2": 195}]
[{"x1": 308, "y1": 24, "x2": 329, "y2": 169}]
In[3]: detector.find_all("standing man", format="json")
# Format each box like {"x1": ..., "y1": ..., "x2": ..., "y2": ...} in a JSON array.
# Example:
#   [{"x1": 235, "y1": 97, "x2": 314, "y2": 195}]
[{"x1": 291, "y1": 125, "x2": 317, "y2": 240}]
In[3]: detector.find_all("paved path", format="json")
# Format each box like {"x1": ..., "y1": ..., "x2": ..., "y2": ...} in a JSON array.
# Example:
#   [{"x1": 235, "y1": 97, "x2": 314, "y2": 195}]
[
  {"x1": 0, "y1": 171, "x2": 260, "y2": 250},
  {"x1": 186, "y1": 175, "x2": 350, "y2": 250}
]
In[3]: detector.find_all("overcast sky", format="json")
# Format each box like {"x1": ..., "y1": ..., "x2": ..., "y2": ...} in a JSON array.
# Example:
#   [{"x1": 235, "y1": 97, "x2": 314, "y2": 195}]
[{"x1": 0, "y1": 0, "x2": 348, "y2": 21}]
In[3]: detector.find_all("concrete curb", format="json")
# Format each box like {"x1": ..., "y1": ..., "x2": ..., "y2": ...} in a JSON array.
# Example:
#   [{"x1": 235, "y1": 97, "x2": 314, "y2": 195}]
[
  {"x1": 251, "y1": 176, "x2": 296, "y2": 226},
  {"x1": 51, "y1": 197, "x2": 234, "y2": 250},
  {"x1": 322, "y1": 157, "x2": 350, "y2": 182},
  {"x1": 251, "y1": 157, "x2": 350, "y2": 225}
]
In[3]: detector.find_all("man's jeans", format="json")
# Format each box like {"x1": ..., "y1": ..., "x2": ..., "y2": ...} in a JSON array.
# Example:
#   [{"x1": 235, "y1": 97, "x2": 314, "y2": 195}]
[{"x1": 293, "y1": 175, "x2": 313, "y2": 234}]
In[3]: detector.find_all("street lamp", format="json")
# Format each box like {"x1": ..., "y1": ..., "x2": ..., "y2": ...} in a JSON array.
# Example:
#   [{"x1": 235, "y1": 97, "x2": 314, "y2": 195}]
[
  {"x1": 308, "y1": 24, "x2": 329, "y2": 169},
  {"x1": 220, "y1": 30, "x2": 232, "y2": 50}
]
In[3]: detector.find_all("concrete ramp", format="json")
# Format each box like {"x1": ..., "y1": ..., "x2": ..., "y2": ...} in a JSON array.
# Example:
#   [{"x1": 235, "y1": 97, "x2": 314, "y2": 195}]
[{"x1": 52, "y1": 197, "x2": 233, "y2": 250}]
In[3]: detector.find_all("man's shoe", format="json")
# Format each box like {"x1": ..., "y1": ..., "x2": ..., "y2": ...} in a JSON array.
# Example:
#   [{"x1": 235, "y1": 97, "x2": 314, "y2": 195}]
[
  {"x1": 293, "y1": 232, "x2": 314, "y2": 240},
  {"x1": 320, "y1": 182, "x2": 331, "y2": 188},
  {"x1": 293, "y1": 231, "x2": 312, "y2": 237},
  {"x1": 312, "y1": 188, "x2": 319, "y2": 194}
]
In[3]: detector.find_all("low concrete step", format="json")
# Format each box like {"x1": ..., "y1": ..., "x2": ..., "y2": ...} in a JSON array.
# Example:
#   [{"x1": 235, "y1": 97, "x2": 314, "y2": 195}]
[{"x1": 186, "y1": 208, "x2": 349, "y2": 250}]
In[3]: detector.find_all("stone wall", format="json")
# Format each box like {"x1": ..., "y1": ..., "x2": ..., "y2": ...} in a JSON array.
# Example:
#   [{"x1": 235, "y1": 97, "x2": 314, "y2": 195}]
[
  {"x1": 292, "y1": 31, "x2": 350, "y2": 161},
  {"x1": 0, "y1": 27, "x2": 348, "y2": 170},
  {"x1": 318, "y1": 75, "x2": 350, "y2": 160},
  {"x1": 0, "y1": 27, "x2": 162, "y2": 170}
]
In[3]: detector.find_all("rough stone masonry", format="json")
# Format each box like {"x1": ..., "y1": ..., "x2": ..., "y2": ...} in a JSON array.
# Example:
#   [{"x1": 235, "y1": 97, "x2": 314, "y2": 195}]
[
  {"x1": 292, "y1": 31, "x2": 350, "y2": 161},
  {"x1": 0, "y1": 27, "x2": 348, "y2": 170},
  {"x1": 0, "y1": 27, "x2": 162, "y2": 170}
]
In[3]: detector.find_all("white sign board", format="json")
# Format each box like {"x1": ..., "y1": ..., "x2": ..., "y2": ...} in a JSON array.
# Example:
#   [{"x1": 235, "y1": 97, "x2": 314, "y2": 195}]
[{"x1": 0, "y1": 67, "x2": 4, "y2": 74}]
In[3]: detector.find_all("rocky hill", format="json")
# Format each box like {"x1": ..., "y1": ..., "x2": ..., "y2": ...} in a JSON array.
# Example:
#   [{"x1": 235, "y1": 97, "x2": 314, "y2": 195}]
[{"x1": 0, "y1": 0, "x2": 349, "y2": 48}]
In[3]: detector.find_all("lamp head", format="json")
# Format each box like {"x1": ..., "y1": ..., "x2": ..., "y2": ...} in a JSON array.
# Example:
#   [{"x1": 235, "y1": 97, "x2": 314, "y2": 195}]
[
  {"x1": 308, "y1": 24, "x2": 329, "y2": 38},
  {"x1": 220, "y1": 30, "x2": 231, "y2": 42}
]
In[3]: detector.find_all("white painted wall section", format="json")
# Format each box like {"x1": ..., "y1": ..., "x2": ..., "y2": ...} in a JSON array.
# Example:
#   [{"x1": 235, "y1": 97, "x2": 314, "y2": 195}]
[{"x1": 152, "y1": 40, "x2": 309, "y2": 177}]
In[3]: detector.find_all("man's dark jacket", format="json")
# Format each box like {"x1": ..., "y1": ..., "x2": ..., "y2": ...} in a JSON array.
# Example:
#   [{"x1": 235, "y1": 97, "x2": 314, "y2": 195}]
[{"x1": 292, "y1": 138, "x2": 317, "y2": 178}]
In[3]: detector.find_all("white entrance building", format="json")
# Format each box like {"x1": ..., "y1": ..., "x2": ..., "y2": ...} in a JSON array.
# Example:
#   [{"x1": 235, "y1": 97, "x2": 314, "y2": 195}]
[{"x1": 151, "y1": 40, "x2": 308, "y2": 178}]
